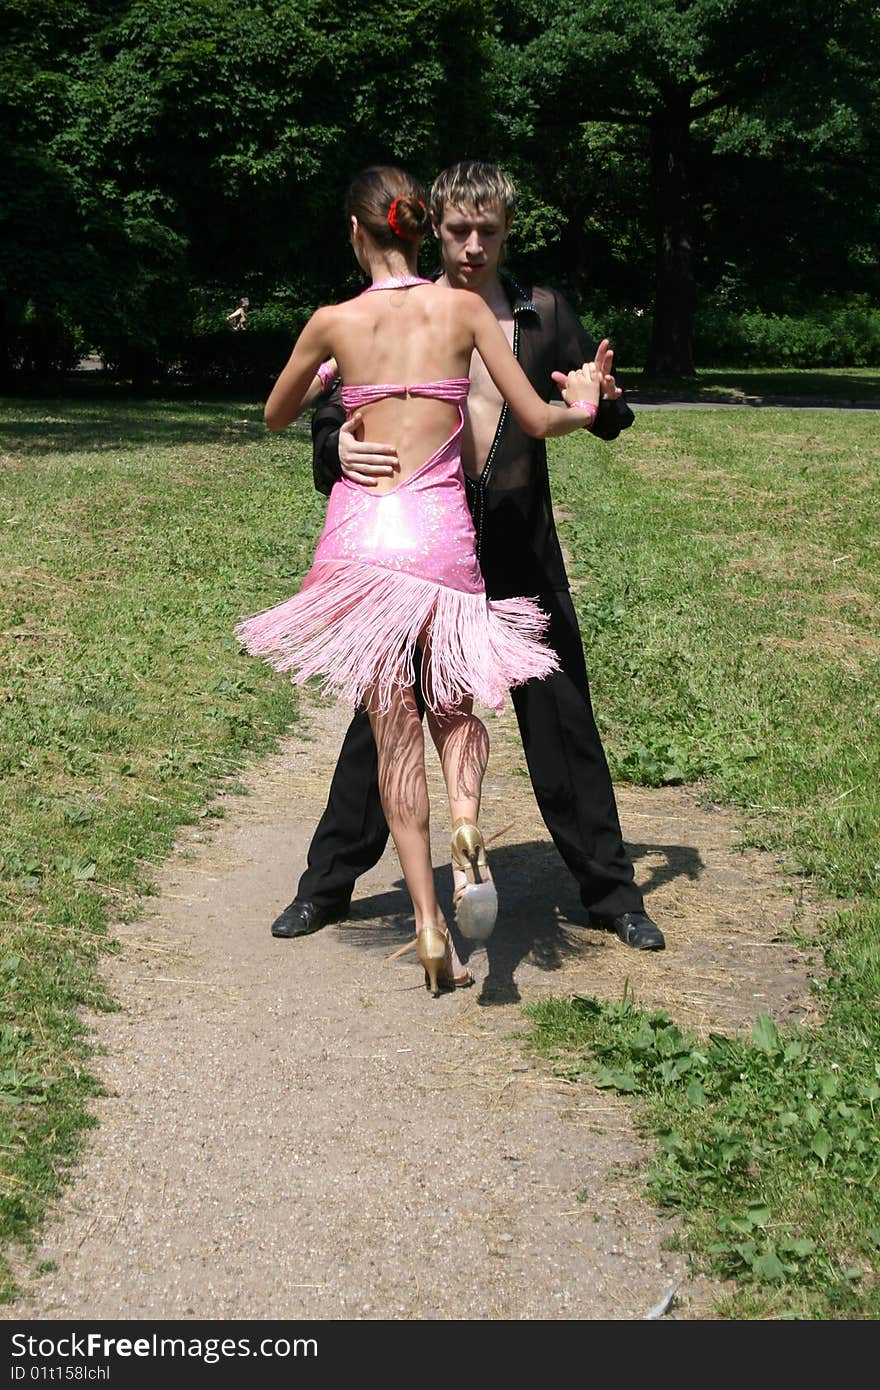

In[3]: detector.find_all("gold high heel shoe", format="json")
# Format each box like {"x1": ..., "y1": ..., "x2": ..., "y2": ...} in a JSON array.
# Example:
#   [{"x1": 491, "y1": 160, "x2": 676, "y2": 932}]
[
  {"x1": 415, "y1": 922, "x2": 474, "y2": 997},
  {"x1": 451, "y1": 818, "x2": 498, "y2": 942}
]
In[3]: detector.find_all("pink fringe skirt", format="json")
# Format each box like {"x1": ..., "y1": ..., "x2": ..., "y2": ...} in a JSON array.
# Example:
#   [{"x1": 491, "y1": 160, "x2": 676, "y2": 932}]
[{"x1": 235, "y1": 558, "x2": 558, "y2": 713}]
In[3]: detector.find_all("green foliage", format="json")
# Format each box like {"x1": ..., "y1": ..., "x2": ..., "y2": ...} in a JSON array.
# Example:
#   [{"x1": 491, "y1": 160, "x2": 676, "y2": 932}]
[
  {"x1": 583, "y1": 302, "x2": 880, "y2": 369},
  {"x1": 1, "y1": 0, "x2": 494, "y2": 380},
  {"x1": 580, "y1": 305, "x2": 652, "y2": 368},
  {"x1": 491, "y1": 0, "x2": 880, "y2": 370},
  {"x1": 166, "y1": 298, "x2": 312, "y2": 389},
  {"x1": 3, "y1": 1, "x2": 879, "y2": 380},
  {"x1": 527, "y1": 990, "x2": 880, "y2": 1315},
  {"x1": 693, "y1": 303, "x2": 880, "y2": 369},
  {"x1": 539, "y1": 408, "x2": 880, "y2": 1315}
]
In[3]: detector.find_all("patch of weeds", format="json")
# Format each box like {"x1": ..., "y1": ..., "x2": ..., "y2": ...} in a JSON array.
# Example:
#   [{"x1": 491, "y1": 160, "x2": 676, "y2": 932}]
[
  {"x1": 526, "y1": 988, "x2": 880, "y2": 1318},
  {"x1": 613, "y1": 737, "x2": 690, "y2": 787}
]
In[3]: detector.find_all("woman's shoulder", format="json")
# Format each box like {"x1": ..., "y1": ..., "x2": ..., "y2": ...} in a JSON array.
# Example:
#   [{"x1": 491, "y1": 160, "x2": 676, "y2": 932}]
[
  {"x1": 311, "y1": 296, "x2": 370, "y2": 333},
  {"x1": 436, "y1": 284, "x2": 484, "y2": 322},
  {"x1": 436, "y1": 282, "x2": 473, "y2": 304}
]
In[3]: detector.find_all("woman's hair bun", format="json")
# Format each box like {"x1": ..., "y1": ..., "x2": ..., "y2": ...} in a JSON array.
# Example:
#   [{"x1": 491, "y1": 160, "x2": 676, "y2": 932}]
[
  {"x1": 346, "y1": 167, "x2": 428, "y2": 247},
  {"x1": 387, "y1": 195, "x2": 428, "y2": 242}
]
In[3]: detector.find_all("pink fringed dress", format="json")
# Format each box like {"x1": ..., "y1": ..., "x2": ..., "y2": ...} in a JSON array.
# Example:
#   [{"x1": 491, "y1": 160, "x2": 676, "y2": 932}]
[{"x1": 236, "y1": 370, "x2": 558, "y2": 713}]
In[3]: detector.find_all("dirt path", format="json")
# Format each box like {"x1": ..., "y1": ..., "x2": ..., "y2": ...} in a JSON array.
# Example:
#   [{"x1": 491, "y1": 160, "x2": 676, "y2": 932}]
[{"x1": 8, "y1": 689, "x2": 824, "y2": 1322}]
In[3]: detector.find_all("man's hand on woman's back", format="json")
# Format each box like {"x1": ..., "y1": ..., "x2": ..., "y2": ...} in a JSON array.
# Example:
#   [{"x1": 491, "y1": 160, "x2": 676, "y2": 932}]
[{"x1": 337, "y1": 411, "x2": 399, "y2": 486}]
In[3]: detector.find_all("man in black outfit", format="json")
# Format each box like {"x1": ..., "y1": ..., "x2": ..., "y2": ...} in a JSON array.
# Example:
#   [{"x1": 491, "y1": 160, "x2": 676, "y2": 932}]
[{"x1": 273, "y1": 160, "x2": 664, "y2": 952}]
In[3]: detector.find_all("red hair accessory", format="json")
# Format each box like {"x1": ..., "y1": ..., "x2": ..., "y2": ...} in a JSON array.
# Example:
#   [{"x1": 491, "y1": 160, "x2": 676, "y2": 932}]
[{"x1": 387, "y1": 196, "x2": 425, "y2": 241}]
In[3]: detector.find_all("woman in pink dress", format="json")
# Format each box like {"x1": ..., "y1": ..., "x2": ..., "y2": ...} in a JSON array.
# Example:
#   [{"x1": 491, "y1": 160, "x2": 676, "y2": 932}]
[{"x1": 237, "y1": 166, "x2": 602, "y2": 996}]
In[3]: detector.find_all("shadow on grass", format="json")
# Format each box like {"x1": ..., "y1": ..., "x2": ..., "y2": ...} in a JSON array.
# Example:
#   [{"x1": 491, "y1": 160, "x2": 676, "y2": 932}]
[
  {"x1": 0, "y1": 399, "x2": 280, "y2": 454},
  {"x1": 336, "y1": 836, "x2": 703, "y2": 1006},
  {"x1": 626, "y1": 369, "x2": 880, "y2": 406}
]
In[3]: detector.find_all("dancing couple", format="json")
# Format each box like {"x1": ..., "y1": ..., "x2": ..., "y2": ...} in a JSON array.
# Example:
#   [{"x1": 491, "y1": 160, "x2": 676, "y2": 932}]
[{"x1": 238, "y1": 161, "x2": 664, "y2": 996}]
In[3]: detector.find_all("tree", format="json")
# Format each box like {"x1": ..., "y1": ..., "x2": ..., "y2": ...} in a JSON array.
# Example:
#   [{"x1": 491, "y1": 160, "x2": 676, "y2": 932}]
[
  {"x1": 2, "y1": 0, "x2": 495, "y2": 378},
  {"x1": 61, "y1": 2, "x2": 491, "y2": 331},
  {"x1": 4, "y1": 1, "x2": 878, "y2": 381},
  {"x1": 491, "y1": 0, "x2": 880, "y2": 374},
  {"x1": 0, "y1": 2, "x2": 131, "y2": 375}
]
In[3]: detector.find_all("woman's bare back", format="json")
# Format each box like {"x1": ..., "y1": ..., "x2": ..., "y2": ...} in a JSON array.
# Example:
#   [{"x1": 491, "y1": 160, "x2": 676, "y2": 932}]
[
  {"x1": 326, "y1": 284, "x2": 473, "y2": 494},
  {"x1": 264, "y1": 274, "x2": 593, "y2": 450}
]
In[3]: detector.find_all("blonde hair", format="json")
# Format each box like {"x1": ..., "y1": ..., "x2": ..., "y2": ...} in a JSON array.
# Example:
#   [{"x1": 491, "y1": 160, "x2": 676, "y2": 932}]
[{"x1": 430, "y1": 160, "x2": 516, "y2": 224}]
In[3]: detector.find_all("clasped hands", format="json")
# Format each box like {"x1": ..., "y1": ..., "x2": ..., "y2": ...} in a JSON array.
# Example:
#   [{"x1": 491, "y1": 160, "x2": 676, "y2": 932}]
[{"x1": 338, "y1": 338, "x2": 620, "y2": 486}]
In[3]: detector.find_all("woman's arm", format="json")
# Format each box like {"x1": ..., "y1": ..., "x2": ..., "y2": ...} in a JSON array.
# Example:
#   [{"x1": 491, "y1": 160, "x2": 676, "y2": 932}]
[
  {"x1": 467, "y1": 297, "x2": 599, "y2": 437},
  {"x1": 264, "y1": 309, "x2": 335, "y2": 431},
  {"x1": 295, "y1": 357, "x2": 338, "y2": 417}
]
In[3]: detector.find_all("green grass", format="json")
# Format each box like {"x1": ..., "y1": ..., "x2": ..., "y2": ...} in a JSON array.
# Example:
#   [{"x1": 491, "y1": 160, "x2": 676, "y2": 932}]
[
  {"x1": 532, "y1": 410, "x2": 880, "y2": 1317},
  {"x1": 525, "y1": 996, "x2": 880, "y2": 1318},
  {"x1": 557, "y1": 411, "x2": 880, "y2": 894},
  {"x1": 2, "y1": 400, "x2": 879, "y2": 1316},
  {"x1": 620, "y1": 367, "x2": 880, "y2": 403},
  {"x1": 0, "y1": 399, "x2": 322, "y2": 1297}
]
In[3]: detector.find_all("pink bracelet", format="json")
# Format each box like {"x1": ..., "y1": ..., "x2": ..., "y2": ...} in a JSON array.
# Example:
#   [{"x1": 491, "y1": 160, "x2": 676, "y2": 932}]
[
  {"x1": 568, "y1": 400, "x2": 598, "y2": 428},
  {"x1": 316, "y1": 361, "x2": 336, "y2": 394}
]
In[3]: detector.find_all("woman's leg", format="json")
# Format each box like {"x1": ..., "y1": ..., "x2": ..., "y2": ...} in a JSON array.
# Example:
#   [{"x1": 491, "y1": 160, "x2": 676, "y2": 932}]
[
  {"x1": 424, "y1": 695, "x2": 489, "y2": 827},
  {"x1": 365, "y1": 682, "x2": 469, "y2": 985},
  {"x1": 422, "y1": 657, "x2": 497, "y2": 941},
  {"x1": 365, "y1": 682, "x2": 436, "y2": 931},
  {"x1": 421, "y1": 632, "x2": 490, "y2": 823}
]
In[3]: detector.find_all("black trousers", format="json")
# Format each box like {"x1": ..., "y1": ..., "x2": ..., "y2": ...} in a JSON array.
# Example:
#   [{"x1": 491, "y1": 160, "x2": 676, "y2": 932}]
[{"x1": 297, "y1": 588, "x2": 642, "y2": 918}]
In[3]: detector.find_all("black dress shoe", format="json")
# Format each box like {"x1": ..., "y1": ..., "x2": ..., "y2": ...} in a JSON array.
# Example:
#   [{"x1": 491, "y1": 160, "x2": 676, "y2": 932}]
[
  {"x1": 589, "y1": 909, "x2": 665, "y2": 951},
  {"x1": 270, "y1": 897, "x2": 351, "y2": 939}
]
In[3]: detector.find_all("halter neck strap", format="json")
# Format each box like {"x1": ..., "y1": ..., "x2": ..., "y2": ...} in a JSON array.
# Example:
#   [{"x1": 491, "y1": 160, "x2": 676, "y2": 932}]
[{"x1": 363, "y1": 275, "x2": 434, "y2": 293}]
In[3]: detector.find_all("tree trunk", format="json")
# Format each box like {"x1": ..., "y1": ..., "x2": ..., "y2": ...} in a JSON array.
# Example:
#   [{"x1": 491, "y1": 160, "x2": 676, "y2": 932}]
[{"x1": 646, "y1": 92, "x2": 695, "y2": 377}]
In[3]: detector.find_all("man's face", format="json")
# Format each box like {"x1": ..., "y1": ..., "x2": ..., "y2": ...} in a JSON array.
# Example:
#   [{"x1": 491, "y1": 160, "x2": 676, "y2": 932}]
[{"x1": 433, "y1": 200, "x2": 512, "y2": 291}]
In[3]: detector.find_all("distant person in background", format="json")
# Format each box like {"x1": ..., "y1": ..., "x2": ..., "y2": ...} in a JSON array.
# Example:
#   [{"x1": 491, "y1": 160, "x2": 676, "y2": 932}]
[{"x1": 226, "y1": 297, "x2": 250, "y2": 332}]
